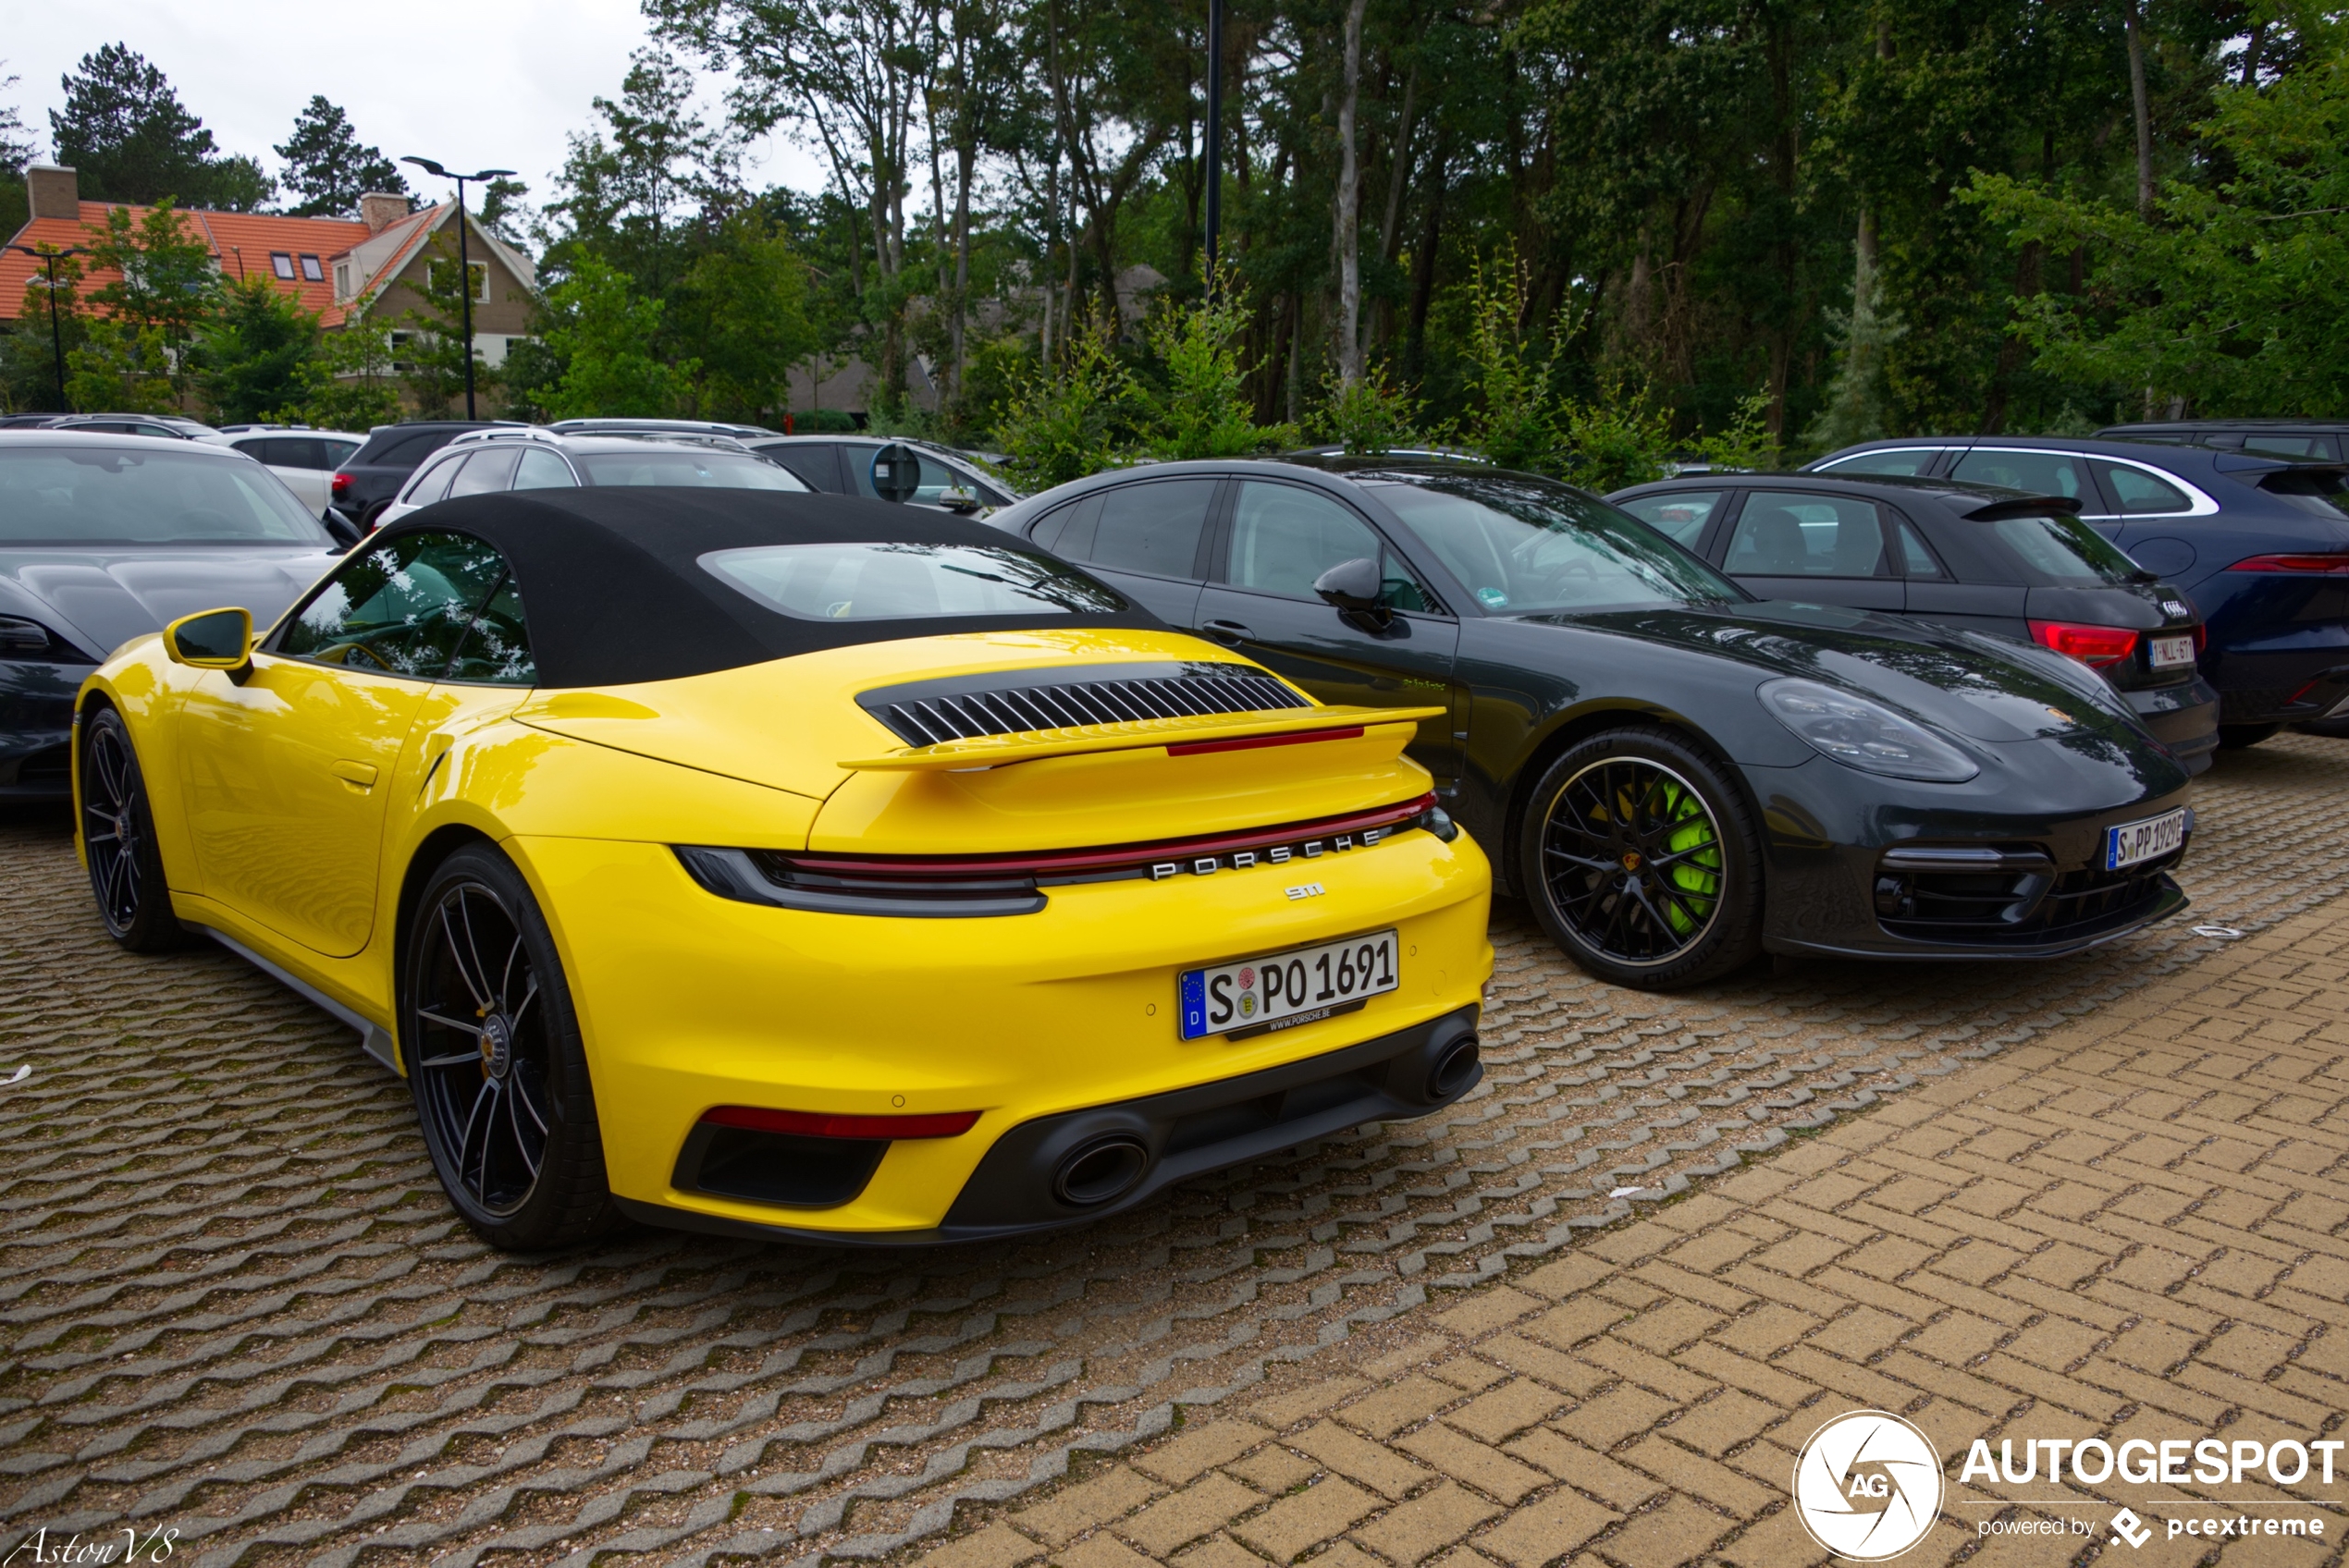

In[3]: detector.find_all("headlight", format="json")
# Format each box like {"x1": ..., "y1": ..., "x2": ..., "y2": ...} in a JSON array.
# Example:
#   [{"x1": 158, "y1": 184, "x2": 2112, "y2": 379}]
[{"x1": 1759, "y1": 678, "x2": 1979, "y2": 782}]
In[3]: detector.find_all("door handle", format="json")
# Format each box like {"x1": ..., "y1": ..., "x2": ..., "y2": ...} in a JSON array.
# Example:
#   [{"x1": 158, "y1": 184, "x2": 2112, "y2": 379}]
[
  {"x1": 330, "y1": 760, "x2": 379, "y2": 790},
  {"x1": 1201, "y1": 619, "x2": 1255, "y2": 645}
]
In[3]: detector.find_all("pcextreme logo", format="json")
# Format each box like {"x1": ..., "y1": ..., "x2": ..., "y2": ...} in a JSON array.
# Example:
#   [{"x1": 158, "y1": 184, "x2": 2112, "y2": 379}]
[{"x1": 1792, "y1": 1410, "x2": 1946, "y2": 1561}]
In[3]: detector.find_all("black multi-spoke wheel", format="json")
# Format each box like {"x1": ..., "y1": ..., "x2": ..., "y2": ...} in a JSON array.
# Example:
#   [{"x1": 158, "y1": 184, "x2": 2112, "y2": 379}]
[
  {"x1": 403, "y1": 845, "x2": 618, "y2": 1250},
  {"x1": 80, "y1": 706, "x2": 188, "y2": 952},
  {"x1": 1520, "y1": 728, "x2": 1763, "y2": 989}
]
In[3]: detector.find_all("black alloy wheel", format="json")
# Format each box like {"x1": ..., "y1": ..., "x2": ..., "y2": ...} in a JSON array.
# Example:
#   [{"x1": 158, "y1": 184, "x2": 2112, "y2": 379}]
[
  {"x1": 1520, "y1": 727, "x2": 1764, "y2": 990},
  {"x1": 404, "y1": 844, "x2": 619, "y2": 1250},
  {"x1": 80, "y1": 706, "x2": 190, "y2": 953}
]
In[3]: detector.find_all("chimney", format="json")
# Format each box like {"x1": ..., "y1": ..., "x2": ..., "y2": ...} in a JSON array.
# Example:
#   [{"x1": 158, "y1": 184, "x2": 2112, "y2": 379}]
[
  {"x1": 27, "y1": 165, "x2": 79, "y2": 221},
  {"x1": 359, "y1": 191, "x2": 409, "y2": 234}
]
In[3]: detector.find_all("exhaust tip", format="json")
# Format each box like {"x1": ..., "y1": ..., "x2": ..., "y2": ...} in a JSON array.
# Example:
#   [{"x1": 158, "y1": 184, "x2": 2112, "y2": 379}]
[
  {"x1": 1427, "y1": 1035, "x2": 1481, "y2": 1101},
  {"x1": 1052, "y1": 1133, "x2": 1150, "y2": 1207}
]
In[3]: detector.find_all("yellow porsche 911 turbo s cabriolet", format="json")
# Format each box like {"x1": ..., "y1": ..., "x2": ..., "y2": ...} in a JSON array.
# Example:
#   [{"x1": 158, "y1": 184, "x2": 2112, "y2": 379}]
[{"x1": 75, "y1": 488, "x2": 1493, "y2": 1249}]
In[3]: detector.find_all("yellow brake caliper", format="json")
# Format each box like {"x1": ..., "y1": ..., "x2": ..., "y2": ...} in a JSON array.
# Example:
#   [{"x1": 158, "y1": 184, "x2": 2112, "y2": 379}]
[{"x1": 1655, "y1": 780, "x2": 1721, "y2": 934}]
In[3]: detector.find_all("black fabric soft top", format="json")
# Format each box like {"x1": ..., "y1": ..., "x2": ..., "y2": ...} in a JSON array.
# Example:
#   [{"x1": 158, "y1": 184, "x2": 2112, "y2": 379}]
[{"x1": 372, "y1": 486, "x2": 1164, "y2": 689}]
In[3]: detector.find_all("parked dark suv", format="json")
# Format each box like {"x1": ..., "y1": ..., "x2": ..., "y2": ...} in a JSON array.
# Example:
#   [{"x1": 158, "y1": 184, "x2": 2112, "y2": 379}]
[
  {"x1": 2097, "y1": 420, "x2": 2349, "y2": 461},
  {"x1": 331, "y1": 421, "x2": 519, "y2": 527},
  {"x1": 1806, "y1": 436, "x2": 2349, "y2": 746},
  {"x1": 1610, "y1": 472, "x2": 2220, "y2": 773}
]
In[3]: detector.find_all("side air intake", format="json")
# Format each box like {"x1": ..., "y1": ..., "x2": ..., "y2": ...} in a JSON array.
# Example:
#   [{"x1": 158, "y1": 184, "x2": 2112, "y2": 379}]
[{"x1": 858, "y1": 660, "x2": 1310, "y2": 746}]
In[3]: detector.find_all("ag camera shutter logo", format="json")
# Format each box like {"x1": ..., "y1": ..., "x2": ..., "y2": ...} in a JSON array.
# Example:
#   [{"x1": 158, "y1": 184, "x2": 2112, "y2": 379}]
[{"x1": 1792, "y1": 1410, "x2": 1944, "y2": 1560}]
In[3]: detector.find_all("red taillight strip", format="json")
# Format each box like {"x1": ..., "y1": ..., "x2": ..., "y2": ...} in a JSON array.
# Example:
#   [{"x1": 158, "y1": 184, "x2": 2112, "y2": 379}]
[
  {"x1": 1166, "y1": 726, "x2": 1365, "y2": 757},
  {"x1": 701, "y1": 1107, "x2": 980, "y2": 1140},
  {"x1": 2227, "y1": 553, "x2": 2349, "y2": 574},
  {"x1": 789, "y1": 792, "x2": 1438, "y2": 879}
]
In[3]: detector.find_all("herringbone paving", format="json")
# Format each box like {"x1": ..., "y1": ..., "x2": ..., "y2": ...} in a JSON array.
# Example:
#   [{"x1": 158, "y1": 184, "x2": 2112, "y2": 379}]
[
  {"x1": 3, "y1": 737, "x2": 2345, "y2": 1567},
  {"x1": 920, "y1": 847, "x2": 2349, "y2": 1568}
]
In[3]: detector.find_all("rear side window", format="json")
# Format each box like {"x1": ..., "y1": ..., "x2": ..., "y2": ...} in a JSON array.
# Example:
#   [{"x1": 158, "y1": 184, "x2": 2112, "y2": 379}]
[
  {"x1": 761, "y1": 443, "x2": 841, "y2": 491},
  {"x1": 1986, "y1": 513, "x2": 2142, "y2": 584},
  {"x1": 448, "y1": 447, "x2": 521, "y2": 497},
  {"x1": 2238, "y1": 433, "x2": 2339, "y2": 459},
  {"x1": 1053, "y1": 479, "x2": 1217, "y2": 579},
  {"x1": 512, "y1": 448, "x2": 576, "y2": 490},
  {"x1": 1616, "y1": 490, "x2": 1722, "y2": 547},
  {"x1": 1819, "y1": 448, "x2": 1941, "y2": 477},
  {"x1": 1725, "y1": 491, "x2": 1890, "y2": 578},
  {"x1": 1949, "y1": 448, "x2": 2090, "y2": 503},
  {"x1": 1896, "y1": 520, "x2": 1947, "y2": 579},
  {"x1": 2091, "y1": 459, "x2": 2190, "y2": 515},
  {"x1": 362, "y1": 430, "x2": 459, "y2": 472},
  {"x1": 403, "y1": 452, "x2": 465, "y2": 506}
]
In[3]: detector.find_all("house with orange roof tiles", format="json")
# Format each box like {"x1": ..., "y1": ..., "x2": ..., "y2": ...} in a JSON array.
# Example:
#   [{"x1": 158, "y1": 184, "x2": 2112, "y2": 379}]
[{"x1": 2, "y1": 165, "x2": 536, "y2": 373}]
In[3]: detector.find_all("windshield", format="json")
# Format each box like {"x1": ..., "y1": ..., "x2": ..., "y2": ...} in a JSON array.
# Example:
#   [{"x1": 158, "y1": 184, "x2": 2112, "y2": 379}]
[
  {"x1": 575, "y1": 451, "x2": 809, "y2": 490},
  {"x1": 1368, "y1": 475, "x2": 1744, "y2": 613},
  {"x1": 701, "y1": 542, "x2": 1125, "y2": 620},
  {"x1": 1988, "y1": 513, "x2": 2145, "y2": 584},
  {"x1": 0, "y1": 446, "x2": 332, "y2": 545}
]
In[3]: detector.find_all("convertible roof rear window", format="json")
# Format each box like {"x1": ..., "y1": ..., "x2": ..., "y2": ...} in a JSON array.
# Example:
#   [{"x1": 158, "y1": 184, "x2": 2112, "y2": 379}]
[{"x1": 702, "y1": 542, "x2": 1123, "y2": 620}]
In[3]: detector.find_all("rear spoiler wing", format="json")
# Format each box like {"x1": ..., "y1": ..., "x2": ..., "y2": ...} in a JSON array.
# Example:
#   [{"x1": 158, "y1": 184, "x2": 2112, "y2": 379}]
[{"x1": 840, "y1": 704, "x2": 1444, "y2": 772}]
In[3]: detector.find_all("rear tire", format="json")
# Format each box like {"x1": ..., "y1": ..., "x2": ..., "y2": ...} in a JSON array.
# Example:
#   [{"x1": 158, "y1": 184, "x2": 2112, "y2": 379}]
[
  {"x1": 1519, "y1": 727, "x2": 1765, "y2": 990},
  {"x1": 79, "y1": 707, "x2": 191, "y2": 953},
  {"x1": 402, "y1": 844, "x2": 620, "y2": 1251},
  {"x1": 2219, "y1": 723, "x2": 2281, "y2": 749}
]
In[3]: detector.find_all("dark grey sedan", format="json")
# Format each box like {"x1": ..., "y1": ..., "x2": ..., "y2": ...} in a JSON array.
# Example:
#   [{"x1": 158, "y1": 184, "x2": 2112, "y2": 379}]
[
  {"x1": 987, "y1": 458, "x2": 2195, "y2": 989},
  {"x1": 0, "y1": 434, "x2": 343, "y2": 799},
  {"x1": 1609, "y1": 472, "x2": 2221, "y2": 775}
]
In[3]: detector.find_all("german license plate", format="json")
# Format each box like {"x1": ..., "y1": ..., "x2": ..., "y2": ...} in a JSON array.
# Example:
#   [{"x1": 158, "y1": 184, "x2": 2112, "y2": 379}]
[
  {"x1": 1180, "y1": 929, "x2": 1399, "y2": 1040},
  {"x1": 2149, "y1": 634, "x2": 2196, "y2": 669},
  {"x1": 2105, "y1": 808, "x2": 2186, "y2": 870}
]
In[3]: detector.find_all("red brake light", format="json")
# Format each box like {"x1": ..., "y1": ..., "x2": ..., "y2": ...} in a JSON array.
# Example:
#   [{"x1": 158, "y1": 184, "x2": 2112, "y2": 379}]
[
  {"x1": 699, "y1": 1106, "x2": 980, "y2": 1140},
  {"x1": 2028, "y1": 619, "x2": 2140, "y2": 669},
  {"x1": 2226, "y1": 553, "x2": 2349, "y2": 574},
  {"x1": 330, "y1": 472, "x2": 351, "y2": 498},
  {"x1": 2192, "y1": 623, "x2": 2207, "y2": 653}
]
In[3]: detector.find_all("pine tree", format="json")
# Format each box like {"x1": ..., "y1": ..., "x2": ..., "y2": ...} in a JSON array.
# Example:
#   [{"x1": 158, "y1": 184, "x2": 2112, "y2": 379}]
[
  {"x1": 49, "y1": 43, "x2": 272, "y2": 210},
  {"x1": 274, "y1": 96, "x2": 406, "y2": 218}
]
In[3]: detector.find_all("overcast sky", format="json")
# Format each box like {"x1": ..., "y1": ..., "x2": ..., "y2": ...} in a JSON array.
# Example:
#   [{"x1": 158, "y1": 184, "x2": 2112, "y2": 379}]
[{"x1": 1, "y1": 0, "x2": 827, "y2": 210}]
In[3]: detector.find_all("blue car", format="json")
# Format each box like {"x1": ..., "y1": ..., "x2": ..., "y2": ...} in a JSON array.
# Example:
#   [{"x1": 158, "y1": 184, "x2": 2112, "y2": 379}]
[{"x1": 1806, "y1": 436, "x2": 2349, "y2": 746}]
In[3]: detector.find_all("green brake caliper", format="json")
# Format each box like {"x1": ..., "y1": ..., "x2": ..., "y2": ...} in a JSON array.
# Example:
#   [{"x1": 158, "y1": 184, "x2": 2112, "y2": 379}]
[{"x1": 1654, "y1": 781, "x2": 1722, "y2": 935}]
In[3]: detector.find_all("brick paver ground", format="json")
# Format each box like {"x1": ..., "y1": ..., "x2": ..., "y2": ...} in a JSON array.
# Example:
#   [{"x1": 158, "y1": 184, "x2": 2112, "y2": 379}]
[
  {"x1": 5, "y1": 736, "x2": 2347, "y2": 1567},
  {"x1": 911, "y1": 898, "x2": 2349, "y2": 1568}
]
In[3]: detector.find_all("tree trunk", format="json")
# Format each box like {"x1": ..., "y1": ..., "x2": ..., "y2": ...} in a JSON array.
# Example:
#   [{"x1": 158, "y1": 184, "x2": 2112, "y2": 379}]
[
  {"x1": 2124, "y1": 0, "x2": 2154, "y2": 217},
  {"x1": 1403, "y1": 130, "x2": 1447, "y2": 379},
  {"x1": 1334, "y1": 0, "x2": 1369, "y2": 385},
  {"x1": 952, "y1": 139, "x2": 972, "y2": 407}
]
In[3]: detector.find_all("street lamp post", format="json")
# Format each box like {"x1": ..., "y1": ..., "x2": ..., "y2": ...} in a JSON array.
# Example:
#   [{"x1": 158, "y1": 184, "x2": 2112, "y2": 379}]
[
  {"x1": 9, "y1": 245, "x2": 91, "y2": 411},
  {"x1": 399, "y1": 158, "x2": 517, "y2": 420},
  {"x1": 1203, "y1": 0, "x2": 1224, "y2": 299}
]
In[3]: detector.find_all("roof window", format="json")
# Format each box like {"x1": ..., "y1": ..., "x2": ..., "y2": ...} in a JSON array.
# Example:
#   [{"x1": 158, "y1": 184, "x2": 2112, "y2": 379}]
[
  {"x1": 269, "y1": 252, "x2": 295, "y2": 280},
  {"x1": 299, "y1": 255, "x2": 323, "y2": 282}
]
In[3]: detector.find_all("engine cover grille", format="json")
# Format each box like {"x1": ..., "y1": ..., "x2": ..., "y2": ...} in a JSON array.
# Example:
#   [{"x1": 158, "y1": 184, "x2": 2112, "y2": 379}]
[{"x1": 858, "y1": 660, "x2": 1310, "y2": 747}]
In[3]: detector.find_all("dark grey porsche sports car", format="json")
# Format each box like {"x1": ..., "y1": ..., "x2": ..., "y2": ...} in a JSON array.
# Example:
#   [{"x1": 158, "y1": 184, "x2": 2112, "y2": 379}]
[{"x1": 986, "y1": 458, "x2": 2194, "y2": 988}]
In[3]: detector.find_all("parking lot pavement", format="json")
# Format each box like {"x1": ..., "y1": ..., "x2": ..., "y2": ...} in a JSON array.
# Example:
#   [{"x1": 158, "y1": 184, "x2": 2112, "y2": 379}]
[
  {"x1": 1, "y1": 736, "x2": 2345, "y2": 1568},
  {"x1": 917, "y1": 878, "x2": 2349, "y2": 1568}
]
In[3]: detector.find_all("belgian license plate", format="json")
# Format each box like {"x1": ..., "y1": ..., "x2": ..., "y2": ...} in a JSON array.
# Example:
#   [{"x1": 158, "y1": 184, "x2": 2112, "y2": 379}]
[
  {"x1": 2106, "y1": 808, "x2": 2186, "y2": 870},
  {"x1": 2149, "y1": 634, "x2": 2196, "y2": 669},
  {"x1": 1180, "y1": 929, "x2": 1399, "y2": 1040}
]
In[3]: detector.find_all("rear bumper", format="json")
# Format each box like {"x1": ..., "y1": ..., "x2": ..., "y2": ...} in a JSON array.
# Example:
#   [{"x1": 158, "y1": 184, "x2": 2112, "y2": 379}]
[
  {"x1": 620, "y1": 1004, "x2": 1482, "y2": 1247},
  {"x1": 2125, "y1": 676, "x2": 2220, "y2": 774}
]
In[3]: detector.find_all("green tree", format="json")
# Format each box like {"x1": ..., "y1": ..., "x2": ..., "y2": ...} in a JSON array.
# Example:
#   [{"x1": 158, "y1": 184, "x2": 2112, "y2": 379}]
[
  {"x1": 69, "y1": 200, "x2": 220, "y2": 406},
  {"x1": 192, "y1": 275, "x2": 321, "y2": 423},
  {"x1": 1145, "y1": 268, "x2": 1290, "y2": 459},
  {"x1": 994, "y1": 309, "x2": 1139, "y2": 488},
  {"x1": 670, "y1": 215, "x2": 814, "y2": 420},
  {"x1": 66, "y1": 322, "x2": 176, "y2": 414},
  {"x1": 1967, "y1": 40, "x2": 2349, "y2": 417},
  {"x1": 50, "y1": 43, "x2": 273, "y2": 209},
  {"x1": 2, "y1": 248, "x2": 87, "y2": 411},
  {"x1": 274, "y1": 96, "x2": 406, "y2": 218},
  {"x1": 536, "y1": 255, "x2": 692, "y2": 418},
  {"x1": 0, "y1": 62, "x2": 34, "y2": 241},
  {"x1": 278, "y1": 308, "x2": 403, "y2": 430}
]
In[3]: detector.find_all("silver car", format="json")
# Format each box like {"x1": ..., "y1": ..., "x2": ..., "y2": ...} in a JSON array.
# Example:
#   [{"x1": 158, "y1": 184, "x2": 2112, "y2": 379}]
[{"x1": 0, "y1": 433, "x2": 344, "y2": 799}]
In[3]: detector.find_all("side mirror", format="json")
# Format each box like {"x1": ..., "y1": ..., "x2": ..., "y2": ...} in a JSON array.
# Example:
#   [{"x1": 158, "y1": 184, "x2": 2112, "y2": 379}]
[
  {"x1": 322, "y1": 509, "x2": 363, "y2": 548},
  {"x1": 1313, "y1": 557, "x2": 1393, "y2": 631},
  {"x1": 164, "y1": 607, "x2": 253, "y2": 673},
  {"x1": 936, "y1": 484, "x2": 981, "y2": 514}
]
